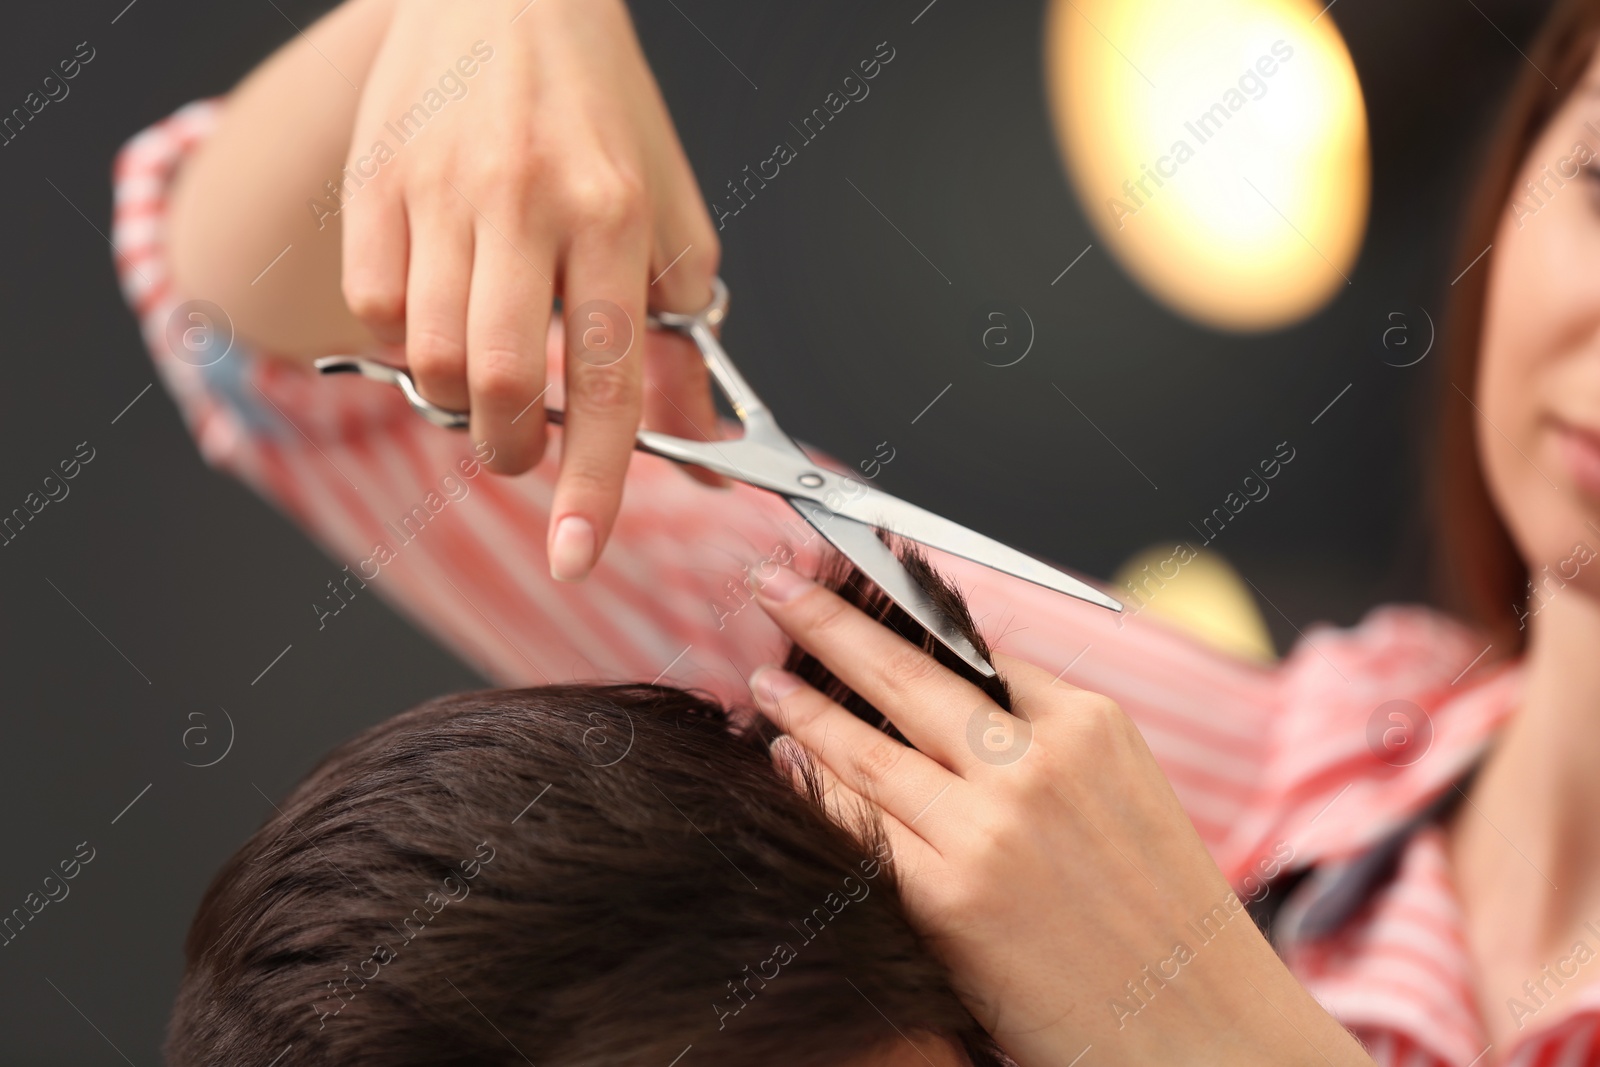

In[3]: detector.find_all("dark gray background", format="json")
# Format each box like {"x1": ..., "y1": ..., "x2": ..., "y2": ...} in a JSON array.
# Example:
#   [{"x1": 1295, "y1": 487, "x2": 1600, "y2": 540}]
[{"x1": 0, "y1": 0, "x2": 1553, "y2": 1061}]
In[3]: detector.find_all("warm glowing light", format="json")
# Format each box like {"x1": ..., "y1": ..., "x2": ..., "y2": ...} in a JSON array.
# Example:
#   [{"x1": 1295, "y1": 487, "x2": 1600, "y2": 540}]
[
  {"x1": 1112, "y1": 546, "x2": 1276, "y2": 661},
  {"x1": 1044, "y1": 0, "x2": 1369, "y2": 331}
]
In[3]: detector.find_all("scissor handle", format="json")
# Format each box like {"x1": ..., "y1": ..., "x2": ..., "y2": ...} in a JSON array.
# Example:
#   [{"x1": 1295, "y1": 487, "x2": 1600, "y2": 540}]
[
  {"x1": 646, "y1": 275, "x2": 730, "y2": 332},
  {"x1": 313, "y1": 355, "x2": 471, "y2": 429},
  {"x1": 315, "y1": 277, "x2": 741, "y2": 433},
  {"x1": 648, "y1": 276, "x2": 764, "y2": 424},
  {"x1": 648, "y1": 276, "x2": 788, "y2": 447}
]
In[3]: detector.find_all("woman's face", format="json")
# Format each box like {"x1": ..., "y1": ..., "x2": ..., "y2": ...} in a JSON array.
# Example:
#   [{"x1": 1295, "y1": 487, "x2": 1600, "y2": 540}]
[{"x1": 1479, "y1": 47, "x2": 1600, "y2": 607}]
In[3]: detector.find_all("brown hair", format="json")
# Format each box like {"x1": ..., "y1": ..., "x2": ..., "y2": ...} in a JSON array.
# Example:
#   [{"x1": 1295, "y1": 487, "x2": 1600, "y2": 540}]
[
  {"x1": 1437, "y1": 0, "x2": 1600, "y2": 654},
  {"x1": 167, "y1": 540, "x2": 1010, "y2": 1066}
]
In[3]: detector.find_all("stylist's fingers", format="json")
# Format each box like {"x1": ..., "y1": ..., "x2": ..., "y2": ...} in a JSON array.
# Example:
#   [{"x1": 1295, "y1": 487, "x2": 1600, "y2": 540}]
[
  {"x1": 646, "y1": 230, "x2": 718, "y2": 316},
  {"x1": 642, "y1": 184, "x2": 724, "y2": 480},
  {"x1": 768, "y1": 732, "x2": 940, "y2": 880},
  {"x1": 641, "y1": 329, "x2": 726, "y2": 488},
  {"x1": 645, "y1": 138, "x2": 720, "y2": 316},
  {"x1": 642, "y1": 330, "x2": 722, "y2": 442},
  {"x1": 753, "y1": 566, "x2": 996, "y2": 771},
  {"x1": 993, "y1": 649, "x2": 1085, "y2": 693},
  {"x1": 464, "y1": 222, "x2": 554, "y2": 474},
  {"x1": 992, "y1": 649, "x2": 1142, "y2": 746},
  {"x1": 750, "y1": 665, "x2": 967, "y2": 837},
  {"x1": 403, "y1": 209, "x2": 473, "y2": 412},
  {"x1": 341, "y1": 178, "x2": 409, "y2": 346},
  {"x1": 549, "y1": 189, "x2": 649, "y2": 582},
  {"x1": 770, "y1": 734, "x2": 876, "y2": 829}
]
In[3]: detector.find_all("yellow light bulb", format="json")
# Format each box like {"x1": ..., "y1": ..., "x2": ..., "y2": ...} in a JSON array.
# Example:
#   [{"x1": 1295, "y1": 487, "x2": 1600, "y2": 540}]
[{"x1": 1044, "y1": 0, "x2": 1370, "y2": 331}]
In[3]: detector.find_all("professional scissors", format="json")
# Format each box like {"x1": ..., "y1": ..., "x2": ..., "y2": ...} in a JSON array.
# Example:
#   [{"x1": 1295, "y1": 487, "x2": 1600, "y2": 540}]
[{"x1": 315, "y1": 278, "x2": 1121, "y2": 678}]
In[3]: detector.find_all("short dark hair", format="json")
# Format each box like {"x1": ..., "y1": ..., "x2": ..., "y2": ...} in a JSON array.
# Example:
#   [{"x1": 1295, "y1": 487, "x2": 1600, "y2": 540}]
[{"x1": 167, "y1": 539, "x2": 1011, "y2": 1065}]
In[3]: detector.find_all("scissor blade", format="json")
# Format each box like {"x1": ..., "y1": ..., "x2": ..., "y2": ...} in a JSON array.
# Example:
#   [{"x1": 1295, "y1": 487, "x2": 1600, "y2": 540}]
[
  {"x1": 637, "y1": 431, "x2": 1121, "y2": 615},
  {"x1": 787, "y1": 498, "x2": 997, "y2": 679},
  {"x1": 826, "y1": 486, "x2": 1123, "y2": 613}
]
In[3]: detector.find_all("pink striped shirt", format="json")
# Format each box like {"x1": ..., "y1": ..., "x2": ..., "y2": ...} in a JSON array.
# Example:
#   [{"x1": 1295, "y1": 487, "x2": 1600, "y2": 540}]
[{"x1": 115, "y1": 99, "x2": 1573, "y2": 1066}]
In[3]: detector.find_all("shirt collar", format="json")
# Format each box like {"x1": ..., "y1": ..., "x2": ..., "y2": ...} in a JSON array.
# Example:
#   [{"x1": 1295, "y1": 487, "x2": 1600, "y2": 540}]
[{"x1": 1220, "y1": 661, "x2": 1523, "y2": 880}]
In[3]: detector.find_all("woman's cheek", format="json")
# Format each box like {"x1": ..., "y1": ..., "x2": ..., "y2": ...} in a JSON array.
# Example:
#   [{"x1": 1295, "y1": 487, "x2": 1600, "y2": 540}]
[{"x1": 1478, "y1": 144, "x2": 1600, "y2": 580}]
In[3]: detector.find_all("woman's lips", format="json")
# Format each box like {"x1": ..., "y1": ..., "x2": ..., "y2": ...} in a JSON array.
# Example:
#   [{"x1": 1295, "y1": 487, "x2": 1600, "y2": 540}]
[{"x1": 1556, "y1": 421, "x2": 1600, "y2": 501}]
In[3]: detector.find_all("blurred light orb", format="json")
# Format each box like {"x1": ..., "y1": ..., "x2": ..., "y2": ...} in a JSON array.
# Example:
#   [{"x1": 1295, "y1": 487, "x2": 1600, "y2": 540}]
[
  {"x1": 1044, "y1": 0, "x2": 1369, "y2": 331},
  {"x1": 1112, "y1": 545, "x2": 1276, "y2": 662}
]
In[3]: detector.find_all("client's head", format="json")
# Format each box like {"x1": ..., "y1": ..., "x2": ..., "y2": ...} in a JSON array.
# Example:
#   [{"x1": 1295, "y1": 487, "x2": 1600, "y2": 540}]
[{"x1": 167, "y1": 542, "x2": 1010, "y2": 1066}]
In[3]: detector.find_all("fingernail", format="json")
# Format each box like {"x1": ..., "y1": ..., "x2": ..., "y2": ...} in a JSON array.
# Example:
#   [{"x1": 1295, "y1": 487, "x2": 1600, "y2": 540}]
[
  {"x1": 769, "y1": 734, "x2": 806, "y2": 766},
  {"x1": 754, "y1": 565, "x2": 810, "y2": 604},
  {"x1": 550, "y1": 515, "x2": 595, "y2": 582},
  {"x1": 752, "y1": 666, "x2": 803, "y2": 707}
]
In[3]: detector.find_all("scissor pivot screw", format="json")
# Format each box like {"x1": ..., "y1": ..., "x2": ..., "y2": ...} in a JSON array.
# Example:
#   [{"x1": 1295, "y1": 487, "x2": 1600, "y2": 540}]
[{"x1": 797, "y1": 472, "x2": 825, "y2": 489}]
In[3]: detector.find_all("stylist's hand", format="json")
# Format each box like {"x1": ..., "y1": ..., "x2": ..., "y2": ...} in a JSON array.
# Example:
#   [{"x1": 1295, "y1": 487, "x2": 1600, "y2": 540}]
[
  {"x1": 748, "y1": 566, "x2": 1375, "y2": 1067},
  {"x1": 342, "y1": 0, "x2": 722, "y2": 582}
]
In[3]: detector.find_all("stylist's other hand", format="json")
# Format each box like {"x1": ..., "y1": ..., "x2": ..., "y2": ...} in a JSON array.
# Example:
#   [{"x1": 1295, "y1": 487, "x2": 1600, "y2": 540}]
[
  {"x1": 748, "y1": 566, "x2": 1375, "y2": 1067},
  {"x1": 342, "y1": 0, "x2": 722, "y2": 582}
]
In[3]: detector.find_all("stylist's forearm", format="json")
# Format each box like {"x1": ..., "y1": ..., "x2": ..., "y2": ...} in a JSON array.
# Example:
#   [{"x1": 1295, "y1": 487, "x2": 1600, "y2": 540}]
[
  {"x1": 167, "y1": 0, "x2": 398, "y2": 358},
  {"x1": 1100, "y1": 934, "x2": 1376, "y2": 1067},
  {"x1": 1015, "y1": 919, "x2": 1374, "y2": 1067}
]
